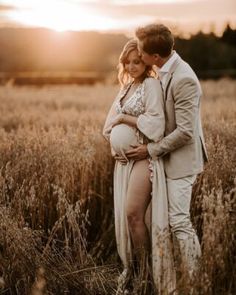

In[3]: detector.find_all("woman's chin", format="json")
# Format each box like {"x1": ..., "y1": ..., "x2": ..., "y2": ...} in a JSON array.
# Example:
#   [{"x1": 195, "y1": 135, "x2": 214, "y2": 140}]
[{"x1": 130, "y1": 73, "x2": 139, "y2": 79}]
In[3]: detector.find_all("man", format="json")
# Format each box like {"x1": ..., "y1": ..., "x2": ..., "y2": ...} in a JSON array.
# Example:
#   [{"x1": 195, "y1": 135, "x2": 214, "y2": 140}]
[{"x1": 116, "y1": 23, "x2": 208, "y2": 280}]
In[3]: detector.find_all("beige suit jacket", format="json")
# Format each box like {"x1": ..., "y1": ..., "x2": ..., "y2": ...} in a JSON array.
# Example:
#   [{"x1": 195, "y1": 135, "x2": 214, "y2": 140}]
[{"x1": 147, "y1": 54, "x2": 208, "y2": 179}]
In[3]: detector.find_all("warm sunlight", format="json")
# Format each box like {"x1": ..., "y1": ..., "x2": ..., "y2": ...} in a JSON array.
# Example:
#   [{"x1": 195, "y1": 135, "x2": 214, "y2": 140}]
[
  {"x1": 7, "y1": 0, "x2": 118, "y2": 32},
  {"x1": 114, "y1": 0, "x2": 193, "y2": 3},
  {"x1": 1, "y1": 0, "x2": 236, "y2": 35}
]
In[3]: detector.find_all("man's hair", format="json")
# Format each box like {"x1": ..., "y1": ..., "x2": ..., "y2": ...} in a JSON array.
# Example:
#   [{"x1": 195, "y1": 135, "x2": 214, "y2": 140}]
[{"x1": 135, "y1": 24, "x2": 174, "y2": 57}]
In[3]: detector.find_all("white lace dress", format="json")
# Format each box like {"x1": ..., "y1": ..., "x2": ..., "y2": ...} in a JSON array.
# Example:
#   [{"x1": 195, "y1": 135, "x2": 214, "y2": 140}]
[{"x1": 103, "y1": 77, "x2": 176, "y2": 293}]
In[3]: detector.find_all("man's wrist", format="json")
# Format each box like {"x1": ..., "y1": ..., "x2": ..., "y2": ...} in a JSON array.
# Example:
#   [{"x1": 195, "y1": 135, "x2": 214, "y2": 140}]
[{"x1": 147, "y1": 142, "x2": 157, "y2": 160}]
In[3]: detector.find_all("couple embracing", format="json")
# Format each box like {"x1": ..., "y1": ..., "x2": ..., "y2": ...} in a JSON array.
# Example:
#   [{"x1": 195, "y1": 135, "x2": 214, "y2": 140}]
[{"x1": 103, "y1": 23, "x2": 208, "y2": 294}]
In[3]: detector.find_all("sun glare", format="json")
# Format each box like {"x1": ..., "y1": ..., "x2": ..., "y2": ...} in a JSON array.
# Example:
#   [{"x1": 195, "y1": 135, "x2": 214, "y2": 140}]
[
  {"x1": 5, "y1": 0, "x2": 235, "y2": 35},
  {"x1": 7, "y1": 1, "x2": 117, "y2": 32}
]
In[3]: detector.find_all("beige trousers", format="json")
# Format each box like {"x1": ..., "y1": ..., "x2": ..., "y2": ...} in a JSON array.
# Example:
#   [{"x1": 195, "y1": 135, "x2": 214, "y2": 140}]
[{"x1": 166, "y1": 175, "x2": 201, "y2": 277}]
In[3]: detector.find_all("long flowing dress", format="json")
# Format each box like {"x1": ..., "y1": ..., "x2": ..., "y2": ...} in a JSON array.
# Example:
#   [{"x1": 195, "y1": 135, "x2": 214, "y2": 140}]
[{"x1": 103, "y1": 77, "x2": 176, "y2": 294}]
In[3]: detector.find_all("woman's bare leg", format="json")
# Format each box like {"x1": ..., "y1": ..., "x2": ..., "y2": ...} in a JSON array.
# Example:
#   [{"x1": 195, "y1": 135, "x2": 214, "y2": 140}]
[
  {"x1": 121, "y1": 159, "x2": 152, "y2": 294},
  {"x1": 126, "y1": 159, "x2": 152, "y2": 254}
]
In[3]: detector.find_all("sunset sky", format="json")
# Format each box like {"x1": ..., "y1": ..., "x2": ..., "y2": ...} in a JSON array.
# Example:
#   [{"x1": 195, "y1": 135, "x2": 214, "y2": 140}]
[{"x1": 0, "y1": 0, "x2": 235, "y2": 36}]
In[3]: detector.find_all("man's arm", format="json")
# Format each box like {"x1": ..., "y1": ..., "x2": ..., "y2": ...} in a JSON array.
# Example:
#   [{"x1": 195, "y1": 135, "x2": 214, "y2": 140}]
[{"x1": 147, "y1": 77, "x2": 199, "y2": 159}]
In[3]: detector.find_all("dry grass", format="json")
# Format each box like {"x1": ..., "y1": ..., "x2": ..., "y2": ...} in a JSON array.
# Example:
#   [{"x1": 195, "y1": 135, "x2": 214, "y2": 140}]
[{"x1": 0, "y1": 79, "x2": 235, "y2": 294}]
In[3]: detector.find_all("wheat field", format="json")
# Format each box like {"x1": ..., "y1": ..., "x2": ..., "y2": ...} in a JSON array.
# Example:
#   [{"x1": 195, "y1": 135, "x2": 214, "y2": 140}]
[{"x1": 0, "y1": 79, "x2": 235, "y2": 295}]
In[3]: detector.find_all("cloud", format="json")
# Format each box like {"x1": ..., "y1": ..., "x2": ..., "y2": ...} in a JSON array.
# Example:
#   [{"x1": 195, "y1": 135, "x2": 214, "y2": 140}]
[
  {"x1": 0, "y1": 0, "x2": 235, "y2": 35},
  {"x1": 74, "y1": 0, "x2": 236, "y2": 35},
  {"x1": 0, "y1": 5, "x2": 16, "y2": 11},
  {"x1": 79, "y1": 0, "x2": 236, "y2": 22}
]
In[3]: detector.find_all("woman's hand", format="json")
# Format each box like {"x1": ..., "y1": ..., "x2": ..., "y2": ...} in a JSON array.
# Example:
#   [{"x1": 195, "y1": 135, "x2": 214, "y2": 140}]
[
  {"x1": 114, "y1": 154, "x2": 128, "y2": 165},
  {"x1": 111, "y1": 114, "x2": 125, "y2": 127},
  {"x1": 111, "y1": 147, "x2": 128, "y2": 165}
]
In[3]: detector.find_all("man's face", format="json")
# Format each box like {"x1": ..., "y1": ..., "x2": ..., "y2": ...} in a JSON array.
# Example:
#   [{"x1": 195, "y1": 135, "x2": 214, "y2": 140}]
[{"x1": 137, "y1": 41, "x2": 157, "y2": 66}]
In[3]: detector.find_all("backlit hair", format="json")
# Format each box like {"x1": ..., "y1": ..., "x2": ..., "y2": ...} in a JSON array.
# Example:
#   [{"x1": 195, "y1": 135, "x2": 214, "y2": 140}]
[
  {"x1": 135, "y1": 24, "x2": 174, "y2": 57},
  {"x1": 117, "y1": 39, "x2": 155, "y2": 86}
]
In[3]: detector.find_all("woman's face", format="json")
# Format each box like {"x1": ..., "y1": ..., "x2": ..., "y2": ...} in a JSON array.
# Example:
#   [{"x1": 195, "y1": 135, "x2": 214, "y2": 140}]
[{"x1": 124, "y1": 49, "x2": 146, "y2": 80}]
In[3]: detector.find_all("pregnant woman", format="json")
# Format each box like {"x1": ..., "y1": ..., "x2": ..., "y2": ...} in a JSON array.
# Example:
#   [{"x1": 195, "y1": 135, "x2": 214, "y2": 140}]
[{"x1": 103, "y1": 39, "x2": 175, "y2": 294}]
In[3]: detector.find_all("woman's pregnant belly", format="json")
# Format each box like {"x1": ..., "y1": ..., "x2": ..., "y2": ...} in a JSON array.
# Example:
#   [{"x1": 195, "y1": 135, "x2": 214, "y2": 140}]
[{"x1": 110, "y1": 124, "x2": 139, "y2": 157}]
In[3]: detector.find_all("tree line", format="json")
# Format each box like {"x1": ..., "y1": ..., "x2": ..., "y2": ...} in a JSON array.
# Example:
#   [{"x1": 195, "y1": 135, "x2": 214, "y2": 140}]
[{"x1": 0, "y1": 24, "x2": 235, "y2": 79}]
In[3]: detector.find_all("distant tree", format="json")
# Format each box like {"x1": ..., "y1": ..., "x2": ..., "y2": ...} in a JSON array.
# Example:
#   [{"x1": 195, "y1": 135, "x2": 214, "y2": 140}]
[
  {"x1": 175, "y1": 29, "x2": 236, "y2": 77},
  {"x1": 221, "y1": 24, "x2": 236, "y2": 47},
  {"x1": 0, "y1": 26, "x2": 235, "y2": 78}
]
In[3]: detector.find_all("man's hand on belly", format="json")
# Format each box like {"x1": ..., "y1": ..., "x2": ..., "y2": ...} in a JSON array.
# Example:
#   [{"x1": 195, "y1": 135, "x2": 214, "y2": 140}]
[{"x1": 126, "y1": 144, "x2": 149, "y2": 161}]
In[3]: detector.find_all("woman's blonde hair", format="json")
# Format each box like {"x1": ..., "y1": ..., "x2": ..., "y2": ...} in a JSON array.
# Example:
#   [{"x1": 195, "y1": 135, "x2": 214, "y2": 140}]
[{"x1": 118, "y1": 39, "x2": 155, "y2": 86}]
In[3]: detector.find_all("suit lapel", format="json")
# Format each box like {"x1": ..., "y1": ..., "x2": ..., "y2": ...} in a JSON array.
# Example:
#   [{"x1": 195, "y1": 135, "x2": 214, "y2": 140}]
[
  {"x1": 164, "y1": 73, "x2": 173, "y2": 101},
  {"x1": 163, "y1": 55, "x2": 181, "y2": 101}
]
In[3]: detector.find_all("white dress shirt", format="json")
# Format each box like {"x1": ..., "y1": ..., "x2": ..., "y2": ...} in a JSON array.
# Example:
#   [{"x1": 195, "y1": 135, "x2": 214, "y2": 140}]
[{"x1": 158, "y1": 50, "x2": 179, "y2": 87}]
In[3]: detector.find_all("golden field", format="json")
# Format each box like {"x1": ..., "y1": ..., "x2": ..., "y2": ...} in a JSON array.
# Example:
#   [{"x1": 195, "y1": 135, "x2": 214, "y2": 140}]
[{"x1": 0, "y1": 79, "x2": 235, "y2": 294}]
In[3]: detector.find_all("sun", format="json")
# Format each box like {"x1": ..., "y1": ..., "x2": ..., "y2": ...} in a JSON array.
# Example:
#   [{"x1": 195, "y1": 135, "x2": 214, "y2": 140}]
[
  {"x1": 7, "y1": 1, "x2": 117, "y2": 32},
  {"x1": 8, "y1": 1, "x2": 86, "y2": 32}
]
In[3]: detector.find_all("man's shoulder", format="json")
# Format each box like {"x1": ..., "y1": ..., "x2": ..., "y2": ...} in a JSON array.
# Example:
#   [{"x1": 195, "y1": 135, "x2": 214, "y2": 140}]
[
  {"x1": 174, "y1": 58, "x2": 194, "y2": 73},
  {"x1": 172, "y1": 59, "x2": 199, "y2": 84},
  {"x1": 170, "y1": 60, "x2": 202, "y2": 96}
]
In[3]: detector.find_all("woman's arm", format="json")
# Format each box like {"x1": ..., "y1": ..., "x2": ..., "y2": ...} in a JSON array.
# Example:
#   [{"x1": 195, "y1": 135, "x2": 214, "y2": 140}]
[
  {"x1": 125, "y1": 79, "x2": 165, "y2": 161},
  {"x1": 111, "y1": 113, "x2": 137, "y2": 128},
  {"x1": 112, "y1": 79, "x2": 165, "y2": 141},
  {"x1": 136, "y1": 78, "x2": 165, "y2": 142}
]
